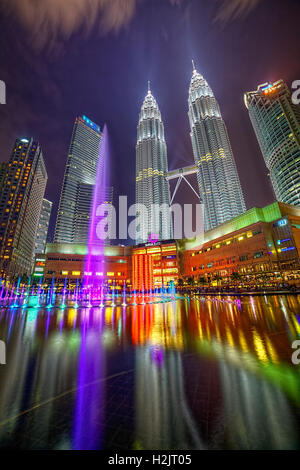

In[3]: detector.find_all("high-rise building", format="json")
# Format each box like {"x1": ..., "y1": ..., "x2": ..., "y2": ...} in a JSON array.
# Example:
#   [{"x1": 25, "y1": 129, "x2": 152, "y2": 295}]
[
  {"x1": 0, "y1": 163, "x2": 8, "y2": 194},
  {"x1": 188, "y1": 62, "x2": 246, "y2": 231},
  {"x1": 0, "y1": 138, "x2": 47, "y2": 277},
  {"x1": 73, "y1": 184, "x2": 113, "y2": 245},
  {"x1": 35, "y1": 198, "x2": 52, "y2": 254},
  {"x1": 245, "y1": 80, "x2": 300, "y2": 206},
  {"x1": 73, "y1": 183, "x2": 94, "y2": 244},
  {"x1": 54, "y1": 115, "x2": 102, "y2": 243},
  {"x1": 136, "y1": 83, "x2": 173, "y2": 243}
]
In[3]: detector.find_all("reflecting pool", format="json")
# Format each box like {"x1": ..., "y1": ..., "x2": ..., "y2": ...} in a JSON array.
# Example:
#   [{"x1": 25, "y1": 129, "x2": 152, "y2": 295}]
[{"x1": 0, "y1": 294, "x2": 299, "y2": 450}]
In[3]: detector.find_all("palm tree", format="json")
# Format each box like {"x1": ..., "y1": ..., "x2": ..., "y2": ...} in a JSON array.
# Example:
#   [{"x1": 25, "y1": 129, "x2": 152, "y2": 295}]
[
  {"x1": 198, "y1": 277, "x2": 207, "y2": 286},
  {"x1": 187, "y1": 277, "x2": 195, "y2": 287},
  {"x1": 213, "y1": 273, "x2": 222, "y2": 287},
  {"x1": 230, "y1": 272, "x2": 241, "y2": 286},
  {"x1": 20, "y1": 274, "x2": 29, "y2": 285}
]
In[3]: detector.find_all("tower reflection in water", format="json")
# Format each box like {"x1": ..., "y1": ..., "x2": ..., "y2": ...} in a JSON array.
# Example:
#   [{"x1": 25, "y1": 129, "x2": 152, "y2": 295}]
[
  {"x1": 0, "y1": 294, "x2": 298, "y2": 449},
  {"x1": 218, "y1": 362, "x2": 298, "y2": 449},
  {"x1": 135, "y1": 347, "x2": 203, "y2": 450}
]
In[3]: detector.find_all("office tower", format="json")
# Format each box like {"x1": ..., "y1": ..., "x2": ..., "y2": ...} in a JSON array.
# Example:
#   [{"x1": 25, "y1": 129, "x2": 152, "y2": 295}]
[
  {"x1": 245, "y1": 80, "x2": 300, "y2": 206},
  {"x1": 136, "y1": 83, "x2": 173, "y2": 244},
  {"x1": 35, "y1": 198, "x2": 52, "y2": 254},
  {"x1": 188, "y1": 62, "x2": 246, "y2": 231},
  {"x1": 54, "y1": 115, "x2": 102, "y2": 243},
  {"x1": 73, "y1": 184, "x2": 113, "y2": 245},
  {"x1": 0, "y1": 163, "x2": 8, "y2": 193},
  {"x1": 0, "y1": 138, "x2": 47, "y2": 277}
]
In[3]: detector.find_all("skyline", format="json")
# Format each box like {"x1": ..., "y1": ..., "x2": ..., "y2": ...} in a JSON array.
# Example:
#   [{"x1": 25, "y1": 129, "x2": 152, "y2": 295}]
[
  {"x1": 1, "y1": 1, "x2": 300, "y2": 454},
  {"x1": 0, "y1": 0, "x2": 300, "y2": 241}
]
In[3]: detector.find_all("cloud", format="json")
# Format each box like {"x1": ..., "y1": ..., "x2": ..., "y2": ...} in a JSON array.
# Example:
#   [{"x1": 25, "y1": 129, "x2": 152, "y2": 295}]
[
  {"x1": 0, "y1": 0, "x2": 262, "y2": 50},
  {"x1": 0, "y1": 0, "x2": 138, "y2": 49},
  {"x1": 215, "y1": 0, "x2": 261, "y2": 22}
]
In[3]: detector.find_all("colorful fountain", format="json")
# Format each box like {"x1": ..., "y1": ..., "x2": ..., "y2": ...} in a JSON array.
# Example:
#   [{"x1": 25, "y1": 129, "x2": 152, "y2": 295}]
[
  {"x1": 0, "y1": 279, "x2": 182, "y2": 309},
  {"x1": 0, "y1": 125, "x2": 182, "y2": 310}
]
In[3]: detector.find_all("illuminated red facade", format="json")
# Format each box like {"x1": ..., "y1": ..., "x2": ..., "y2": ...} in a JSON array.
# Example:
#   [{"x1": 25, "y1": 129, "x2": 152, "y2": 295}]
[
  {"x1": 133, "y1": 241, "x2": 178, "y2": 288},
  {"x1": 132, "y1": 254, "x2": 154, "y2": 291}
]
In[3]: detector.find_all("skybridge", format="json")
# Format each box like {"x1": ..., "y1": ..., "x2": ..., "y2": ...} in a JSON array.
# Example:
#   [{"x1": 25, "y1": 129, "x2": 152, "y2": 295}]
[{"x1": 166, "y1": 164, "x2": 201, "y2": 204}]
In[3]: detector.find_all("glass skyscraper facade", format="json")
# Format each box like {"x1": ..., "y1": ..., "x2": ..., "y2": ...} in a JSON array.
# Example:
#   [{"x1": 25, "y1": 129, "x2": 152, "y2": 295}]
[
  {"x1": 0, "y1": 138, "x2": 47, "y2": 277},
  {"x1": 35, "y1": 198, "x2": 52, "y2": 254},
  {"x1": 54, "y1": 115, "x2": 102, "y2": 243},
  {"x1": 0, "y1": 163, "x2": 8, "y2": 193},
  {"x1": 245, "y1": 80, "x2": 300, "y2": 207},
  {"x1": 136, "y1": 84, "x2": 173, "y2": 244},
  {"x1": 73, "y1": 183, "x2": 113, "y2": 245},
  {"x1": 188, "y1": 63, "x2": 246, "y2": 231}
]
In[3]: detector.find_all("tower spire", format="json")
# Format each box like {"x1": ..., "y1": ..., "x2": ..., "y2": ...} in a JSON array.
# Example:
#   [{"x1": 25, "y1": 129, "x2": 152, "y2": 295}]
[
  {"x1": 192, "y1": 59, "x2": 196, "y2": 72},
  {"x1": 148, "y1": 80, "x2": 151, "y2": 94}
]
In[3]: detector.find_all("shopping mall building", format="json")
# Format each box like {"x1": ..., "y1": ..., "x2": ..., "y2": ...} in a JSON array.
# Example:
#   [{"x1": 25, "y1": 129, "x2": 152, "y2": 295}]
[
  {"x1": 183, "y1": 202, "x2": 300, "y2": 286},
  {"x1": 33, "y1": 240, "x2": 179, "y2": 290},
  {"x1": 33, "y1": 202, "x2": 300, "y2": 288}
]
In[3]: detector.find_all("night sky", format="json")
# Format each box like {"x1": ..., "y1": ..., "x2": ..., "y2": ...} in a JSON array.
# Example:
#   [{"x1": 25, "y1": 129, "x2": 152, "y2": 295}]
[{"x1": 0, "y1": 0, "x2": 300, "y2": 241}]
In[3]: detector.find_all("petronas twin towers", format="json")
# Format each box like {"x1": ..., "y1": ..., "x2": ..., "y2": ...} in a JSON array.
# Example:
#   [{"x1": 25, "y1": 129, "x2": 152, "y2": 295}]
[
  {"x1": 136, "y1": 82, "x2": 173, "y2": 243},
  {"x1": 136, "y1": 63, "x2": 246, "y2": 243}
]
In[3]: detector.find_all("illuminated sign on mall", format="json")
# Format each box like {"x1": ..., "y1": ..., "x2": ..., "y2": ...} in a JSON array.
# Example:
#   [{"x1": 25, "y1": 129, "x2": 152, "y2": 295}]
[
  {"x1": 148, "y1": 233, "x2": 159, "y2": 244},
  {"x1": 278, "y1": 219, "x2": 288, "y2": 227}
]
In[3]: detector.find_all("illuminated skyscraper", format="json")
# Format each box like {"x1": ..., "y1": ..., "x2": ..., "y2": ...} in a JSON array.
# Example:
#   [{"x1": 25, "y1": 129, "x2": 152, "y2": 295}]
[
  {"x1": 245, "y1": 80, "x2": 300, "y2": 206},
  {"x1": 0, "y1": 138, "x2": 47, "y2": 277},
  {"x1": 188, "y1": 62, "x2": 246, "y2": 231},
  {"x1": 73, "y1": 184, "x2": 113, "y2": 245},
  {"x1": 136, "y1": 83, "x2": 173, "y2": 243},
  {"x1": 54, "y1": 115, "x2": 102, "y2": 243},
  {"x1": 0, "y1": 163, "x2": 8, "y2": 193},
  {"x1": 35, "y1": 198, "x2": 52, "y2": 254}
]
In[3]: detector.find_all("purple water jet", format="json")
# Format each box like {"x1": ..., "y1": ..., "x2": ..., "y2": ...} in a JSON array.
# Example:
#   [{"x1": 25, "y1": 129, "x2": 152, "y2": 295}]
[{"x1": 84, "y1": 125, "x2": 110, "y2": 294}]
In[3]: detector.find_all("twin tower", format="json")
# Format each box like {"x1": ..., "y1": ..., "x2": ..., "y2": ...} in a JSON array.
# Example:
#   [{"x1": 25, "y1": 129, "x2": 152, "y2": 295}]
[{"x1": 136, "y1": 63, "x2": 246, "y2": 243}]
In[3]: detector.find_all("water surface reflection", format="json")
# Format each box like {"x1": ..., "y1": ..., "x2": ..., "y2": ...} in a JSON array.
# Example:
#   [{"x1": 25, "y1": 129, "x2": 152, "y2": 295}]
[{"x1": 0, "y1": 295, "x2": 299, "y2": 449}]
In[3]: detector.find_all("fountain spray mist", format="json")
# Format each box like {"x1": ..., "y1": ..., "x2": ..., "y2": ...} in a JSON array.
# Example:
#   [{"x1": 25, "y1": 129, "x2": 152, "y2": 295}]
[{"x1": 84, "y1": 124, "x2": 110, "y2": 290}]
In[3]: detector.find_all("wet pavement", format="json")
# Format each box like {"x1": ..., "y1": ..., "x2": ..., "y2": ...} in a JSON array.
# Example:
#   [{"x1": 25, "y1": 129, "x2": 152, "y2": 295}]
[{"x1": 0, "y1": 295, "x2": 299, "y2": 450}]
